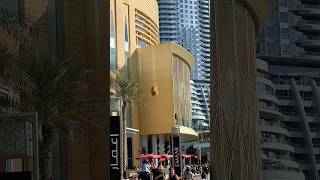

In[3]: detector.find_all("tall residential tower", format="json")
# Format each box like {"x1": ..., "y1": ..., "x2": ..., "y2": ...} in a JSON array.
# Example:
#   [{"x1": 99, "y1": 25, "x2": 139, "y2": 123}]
[
  {"x1": 257, "y1": 0, "x2": 320, "y2": 179},
  {"x1": 158, "y1": 0, "x2": 211, "y2": 135}
]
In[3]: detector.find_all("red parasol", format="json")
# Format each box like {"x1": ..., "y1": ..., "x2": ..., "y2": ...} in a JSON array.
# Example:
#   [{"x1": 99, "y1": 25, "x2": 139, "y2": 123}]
[
  {"x1": 176, "y1": 154, "x2": 192, "y2": 159},
  {"x1": 159, "y1": 158, "x2": 166, "y2": 163},
  {"x1": 136, "y1": 154, "x2": 161, "y2": 159},
  {"x1": 159, "y1": 154, "x2": 174, "y2": 159}
]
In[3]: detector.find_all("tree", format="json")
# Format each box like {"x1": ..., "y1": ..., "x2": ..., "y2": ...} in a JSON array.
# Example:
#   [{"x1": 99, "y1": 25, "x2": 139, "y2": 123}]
[
  {"x1": 110, "y1": 69, "x2": 143, "y2": 177},
  {"x1": 0, "y1": 2, "x2": 34, "y2": 108},
  {"x1": 15, "y1": 50, "x2": 93, "y2": 180}
]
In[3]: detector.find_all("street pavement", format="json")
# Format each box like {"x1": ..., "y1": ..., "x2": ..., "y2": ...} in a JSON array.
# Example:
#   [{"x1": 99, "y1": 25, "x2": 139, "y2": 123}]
[{"x1": 193, "y1": 174, "x2": 210, "y2": 180}]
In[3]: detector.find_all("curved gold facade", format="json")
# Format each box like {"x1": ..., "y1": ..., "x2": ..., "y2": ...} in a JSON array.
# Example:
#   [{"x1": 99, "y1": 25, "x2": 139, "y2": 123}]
[
  {"x1": 130, "y1": 43, "x2": 195, "y2": 135},
  {"x1": 211, "y1": 0, "x2": 271, "y2": 180},
  {"x1": 110, "y1": 0, "x2": 159, "y2": 69}
]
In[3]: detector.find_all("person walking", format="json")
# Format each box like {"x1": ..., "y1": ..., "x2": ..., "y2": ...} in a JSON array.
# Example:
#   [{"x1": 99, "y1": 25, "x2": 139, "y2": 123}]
[
  {"x1": 183, "y1": 166, "x2": 194, "y2": 180},
  {"x1": 168, "y1": 168, "x2": 179, "y2": 180},
  {"x1": 139, "y1": 160, "x2": 151, "y2": 180},
  {"x1": 153, "y1": 165, "x2": 165, "y2": 180}
]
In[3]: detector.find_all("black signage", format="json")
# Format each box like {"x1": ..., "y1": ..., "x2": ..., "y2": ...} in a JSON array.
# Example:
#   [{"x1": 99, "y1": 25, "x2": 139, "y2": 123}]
[
  {"x1": 0, "y1": 172, "x2": 31, "y2": 180},
  {"x1": 110, "y1": 116, "x2": 121, "y2": 180},
  {"x1": 173, "y1": 136, "x2": 181, "y2": 176}
]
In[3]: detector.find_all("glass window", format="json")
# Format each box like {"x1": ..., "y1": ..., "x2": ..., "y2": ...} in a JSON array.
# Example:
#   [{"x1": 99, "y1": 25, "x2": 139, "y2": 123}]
[
  {"x1": 137, "y1": 38, "x2": 148, "y2": 47},
  {"x1": 267, "y1": 43, "x2": 275, "y2": 55},
  {"x1": 266, "y1": 27, "x2": 275, "y2": 40},
  {"x1": 281, "y1": 28, "x2": 289, "y2": 39},
  {"x1": 281, "y1": 44, "x2": 290, "y2": 55},
  {"x1": 280, "y1": 0, "x2": 287, "y2": 7},
  {"x1": 280, "y1": 12, "x2": 288, "y2": 23}
]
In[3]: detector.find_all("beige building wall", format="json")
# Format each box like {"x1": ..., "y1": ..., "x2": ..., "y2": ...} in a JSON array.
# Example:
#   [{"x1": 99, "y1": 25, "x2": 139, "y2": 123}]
[{"x1": 211, "y1": 0, "x2": 271, "y2": 180}]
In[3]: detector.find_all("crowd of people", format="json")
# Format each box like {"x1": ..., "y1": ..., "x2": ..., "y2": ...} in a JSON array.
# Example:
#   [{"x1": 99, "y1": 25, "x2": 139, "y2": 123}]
[{"x1": 136, "y1": 160, "x2": 210, "y2": 180}]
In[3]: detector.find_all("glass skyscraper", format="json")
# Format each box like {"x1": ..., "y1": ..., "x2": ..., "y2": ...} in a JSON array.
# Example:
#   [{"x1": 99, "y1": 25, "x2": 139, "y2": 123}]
[
  {"x1": 257, "y1": 0, "x2": 320, "y2": 179},
  {"x1": 257, "y1": 0, "x2": 320, "y2": 58},
  {"x1": 158, "y1": 0, "x2": 211, "y2": 133}
]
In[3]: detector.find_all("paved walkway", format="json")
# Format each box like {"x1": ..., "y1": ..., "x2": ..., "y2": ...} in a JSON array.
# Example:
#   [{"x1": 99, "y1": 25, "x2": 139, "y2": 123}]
[{"x1": 193, "y1": 173, "x2": 210, "y2": 180}]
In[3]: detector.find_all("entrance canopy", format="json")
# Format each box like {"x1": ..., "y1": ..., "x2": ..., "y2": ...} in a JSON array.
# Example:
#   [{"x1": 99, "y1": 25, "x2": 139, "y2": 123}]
[{"x1": 172, "y1": 125, "x2": 198, "y2": 141}]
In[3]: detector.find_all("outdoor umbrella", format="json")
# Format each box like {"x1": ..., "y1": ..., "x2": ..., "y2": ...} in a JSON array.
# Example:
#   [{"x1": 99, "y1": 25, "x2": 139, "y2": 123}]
[
  {"x1": 159, "y1": 154, "x2": 174, "y2": 159},
  {"x1": 159, "y1": 158, "x2": 166, "y2": 163},
  {"x1": 136, "y1": 154, "x2": 161, "y2": 159},
  {"x1": 177, "y1": 154, "x2": 192, "y2": 159}
]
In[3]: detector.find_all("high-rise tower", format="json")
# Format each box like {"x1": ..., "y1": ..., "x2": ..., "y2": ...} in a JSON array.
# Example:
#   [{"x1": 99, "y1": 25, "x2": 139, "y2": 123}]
[
  {"x1": 257, "y1": 1, "x2": 320, "y2": 179},
  {"x1": 158, "y1": 0, "x2": 211, "y2": 135}
]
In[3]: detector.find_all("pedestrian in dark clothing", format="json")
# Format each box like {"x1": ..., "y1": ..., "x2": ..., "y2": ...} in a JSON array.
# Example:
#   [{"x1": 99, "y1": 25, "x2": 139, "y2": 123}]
[
  {"x1": 168, "y1": 167, "x2": 179, "y2": 180},
  {"x1": 153, "y1": 165, "x2": 165, "y2": 180}
]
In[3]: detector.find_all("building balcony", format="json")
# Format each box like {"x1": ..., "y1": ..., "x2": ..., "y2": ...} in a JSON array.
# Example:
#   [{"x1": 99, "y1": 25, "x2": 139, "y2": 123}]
[
  {"x1": 159, "y1": 15, "x2": 177, "y2": 19},
  {"x1": 199, "y1": 8, "x2": 209, "y2": 15},
  {"x1": 260, "y1": 124, "x2": 290, "y2": 136},
  {"x1": 295, "y1": 20, "x2": 320, "y2": 33},
  {"x1": 296, "y1": 37, "x2": 320, "y2": 51},
  {"x1": 200, "y1": 33, "x2": 210, "y2": 38},
  {"x1": 261, "y1": 141, "x2": 295, "y2": 152},
  {"x1": 201, "y1": 37, "x2": 210, "y2": 43},
  {"x1": 200, "y1": 28, "x2": 210, "y2": 34},
  {"x1": 304, "y1": 51, "x2": 320, "y2": 58},
  {"x1": 192, "y1": 115, "x2": 206, "y2": 120},
  {"x1": 258, "y1": 93, "x2": 279, "y2": 104},
  {"x1": 199, "y1": 4, "x2": 209, "y2": 9},
  {"x1": 199, "y1": 14, "x2": 210, "y2": 19},
  {"x1": 292, "y1": 5, "x2": 320, "y2": 19},
  {"x1": 158, "y1": 5, "x2": 177, "y2": 10},
  {"x1": 257, "y1": 77, "x2": 274, "y2": 88}
]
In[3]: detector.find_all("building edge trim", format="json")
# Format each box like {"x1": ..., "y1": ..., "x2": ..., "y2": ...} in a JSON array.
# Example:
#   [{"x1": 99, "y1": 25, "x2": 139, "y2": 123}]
[{"x1": 237, "y1": 0, "x2": 271, "y2": 34}]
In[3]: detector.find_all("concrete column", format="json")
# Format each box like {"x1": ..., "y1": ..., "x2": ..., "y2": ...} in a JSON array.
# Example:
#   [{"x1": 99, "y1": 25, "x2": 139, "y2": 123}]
[
  {"x1": 152, "y1": 135, "x2": 158, "y2": 167},
  {"x1": 152, "y1": 135, "x2": 158, "y2": 154},
  {"x1": 158, "y1": 134, "x2": 165, "y2": 154},
  {"x1": 140, "y1": 135, "x2": 148, "y2": 153}
]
